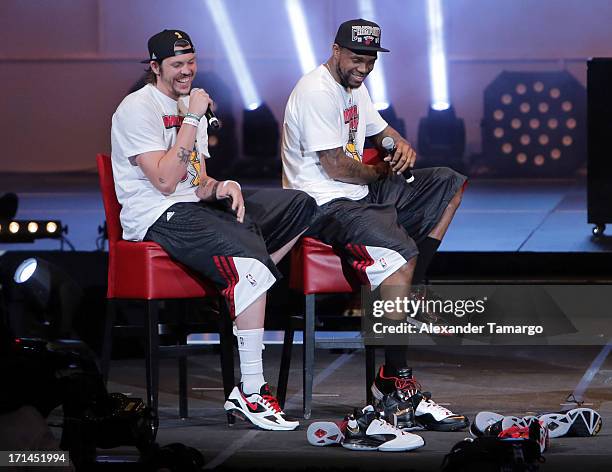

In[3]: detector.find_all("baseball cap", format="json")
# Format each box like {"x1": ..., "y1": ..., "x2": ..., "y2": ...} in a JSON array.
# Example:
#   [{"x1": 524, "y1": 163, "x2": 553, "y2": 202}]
[
  {"x1": 334, "y1": 19, "x2": 389, "y2": 55},
  {"x1": 141, "y1": 29, "x2": 195, "y2": 63}
]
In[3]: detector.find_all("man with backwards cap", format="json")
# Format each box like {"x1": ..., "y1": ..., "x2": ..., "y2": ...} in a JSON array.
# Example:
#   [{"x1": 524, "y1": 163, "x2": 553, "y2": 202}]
[
  {"x1": 282, "y1": 20, "x2": 469, "y2": 432},
  {"x1": 111, "y1": 29, "x2": 317, "y2": 431}
]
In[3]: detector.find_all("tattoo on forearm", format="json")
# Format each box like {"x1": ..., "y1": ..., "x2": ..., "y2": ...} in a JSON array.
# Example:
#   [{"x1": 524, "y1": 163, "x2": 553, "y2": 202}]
[
  {"x1": 177, "y1": 147, "x2": 191, "y2": 164},
  {"x1": 196, "y1": 177, "x2": 220, "y2": 202},
  {"x1": 318, "y1": 148, "x2": 381, "y2": 184},
  {"x1": 159, "y1": 177, "x2": 166, "y2": 184}
]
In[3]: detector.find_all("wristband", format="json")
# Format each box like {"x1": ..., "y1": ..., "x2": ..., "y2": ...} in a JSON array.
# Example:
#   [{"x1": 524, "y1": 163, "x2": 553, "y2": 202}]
[
  {"x1": 185, "y1": 112, "x2": 202, "y2": 121},
  {"x1": 223, "y1": 180, "x2": 241, "y2": 190},
  {"x1": 182, "y1": 116, "x2": 200, "y2": 128}
]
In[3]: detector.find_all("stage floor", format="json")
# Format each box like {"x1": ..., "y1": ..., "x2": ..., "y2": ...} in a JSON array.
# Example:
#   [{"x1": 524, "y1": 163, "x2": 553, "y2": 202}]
[
  {"x1": 2, "y1": 175, "x2": 612, "y2": 253},
  {"x1": 78, "y1": 344, "x2": 612, "y2": 470}
]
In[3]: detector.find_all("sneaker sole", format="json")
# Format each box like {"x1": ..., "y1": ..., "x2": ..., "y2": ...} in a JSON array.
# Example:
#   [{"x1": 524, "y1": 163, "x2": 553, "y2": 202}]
[
  {"x1": 307, "y1": 422, "x2": 344, "y2": 446},
  {"x1": 342, "y1": 438, "x2": 425, "y2": 452},
  {"x1": 223, "y1": 401, "x2": 299, "y2": 431},
  {"x1": 539, "y1": 408, "x2": 602, "y2": 438}
]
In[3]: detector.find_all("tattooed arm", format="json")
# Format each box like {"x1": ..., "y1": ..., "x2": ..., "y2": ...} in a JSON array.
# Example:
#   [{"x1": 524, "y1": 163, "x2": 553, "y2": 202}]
[
  {"x1": 133, "y1": 120, "x2": 199, "y2": 195},
  {"x1": 318, "y1": 147, "x2": 389, "y2": 184}
]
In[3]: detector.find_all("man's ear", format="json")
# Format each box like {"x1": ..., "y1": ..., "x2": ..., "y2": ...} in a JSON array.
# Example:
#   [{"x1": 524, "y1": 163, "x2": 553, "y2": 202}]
[
  {"x1": 332, "y1": 43, "x2": 341, "y2": 59},
  {"x1": 150, "y1": 61, "x2": 160, "y2": 76}
]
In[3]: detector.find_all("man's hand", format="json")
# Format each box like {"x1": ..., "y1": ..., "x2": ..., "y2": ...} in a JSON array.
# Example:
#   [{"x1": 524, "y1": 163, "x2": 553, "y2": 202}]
[
  {"x1": 383, "y1": 137, "x2": 416, "y2": 174},
  {"x1": 217, "y1": 181, "x2": 245, "y2": 223},
  {"x1": 188, "y1": 88, "x2": 213, "y2": 118}
]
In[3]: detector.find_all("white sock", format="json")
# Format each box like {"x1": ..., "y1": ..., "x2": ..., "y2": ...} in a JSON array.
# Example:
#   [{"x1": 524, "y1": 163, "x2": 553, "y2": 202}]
[{"x1": 235, "y1": 327, "x2": 266, "y2": 394}]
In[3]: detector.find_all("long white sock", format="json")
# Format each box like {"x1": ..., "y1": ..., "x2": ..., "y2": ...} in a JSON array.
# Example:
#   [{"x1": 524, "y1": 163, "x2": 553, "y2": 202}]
[{"x1": 235, "y1": 327, "x2": 266, "y2": 394}]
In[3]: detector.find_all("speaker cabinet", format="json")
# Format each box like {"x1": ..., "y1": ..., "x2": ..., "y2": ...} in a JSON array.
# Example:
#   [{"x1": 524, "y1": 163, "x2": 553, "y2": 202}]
[{"x1": 587, "y1": 58, "x2": 612, "y2": 236}]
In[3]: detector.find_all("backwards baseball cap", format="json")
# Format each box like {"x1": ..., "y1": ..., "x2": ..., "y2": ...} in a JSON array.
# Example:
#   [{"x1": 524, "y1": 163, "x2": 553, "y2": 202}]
[
  {"x1": 334, "y1": 18, "x2": 389, "y2": 55},
  {"x1": 141, "y1": 29, "x2": 195, "y2": 63}
]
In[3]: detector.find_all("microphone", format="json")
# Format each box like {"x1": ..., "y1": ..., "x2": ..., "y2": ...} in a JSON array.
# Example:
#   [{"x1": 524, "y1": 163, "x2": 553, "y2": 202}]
[
  {"x1": 204, "y1": 107, "x2": 220, "y2": 129},
  {"x1": 381, "y1": 137, "x2": 414, "y2": 183}
]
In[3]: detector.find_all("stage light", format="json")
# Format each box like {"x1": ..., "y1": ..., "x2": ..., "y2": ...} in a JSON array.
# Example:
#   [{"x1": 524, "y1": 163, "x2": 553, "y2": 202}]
[
  {"x1": 286, "y1": 0, "x2": 317, "y2": 74},
  {"x1": 0, "y1": 219, "x2": 64, "y2": 243},
  {"x1": 357, "y1": 0, "x2": 389, "y2": 110},
  {"x1": 417, "y1": 0, "x2": 465, "y2": 166},
  {"x1": 46, "y1": 222, "x2": 58, "y2": 234},
  {"x1": 482, "y1": 71, "x2": 585, "y2": 176},
  {"x1": 426, "y1": 0, "x2": 450, "y2": 111},
  {"x1": 12, "y1": 257, "x2": 82, "y2": 339},
  {"x1": 205, "y1": 0, "x2": 261, "y2": 110}
]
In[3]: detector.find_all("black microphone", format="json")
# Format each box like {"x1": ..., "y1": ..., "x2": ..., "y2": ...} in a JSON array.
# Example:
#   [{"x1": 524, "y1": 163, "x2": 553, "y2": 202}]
[
  {"x1": 381, "y1": 136, "x2": 414, "y2": 183},
  {"x1": 205, "y1": 107, "x2": 220, "y2": 129}
]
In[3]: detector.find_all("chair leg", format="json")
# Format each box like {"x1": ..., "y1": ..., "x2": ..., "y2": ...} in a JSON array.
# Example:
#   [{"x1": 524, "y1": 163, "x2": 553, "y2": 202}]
[
  {"x1": 303, "y1": 294, "x2": 315, "y2": 419},
  {"x1": 365, "y1": 346, "x2": 376, "y2": 406},
  {"x1": 177, "y1": 301, "x2": 188, "y2": 419},
  {"x1": 277, "y1": 315, "x2": 297, "y2": 409},
  {"x1": 218, "y1": 300, "x2": 236, "y2": 426},
  {"x1": 144, "y1": 300, "x2": 160, "y2": 416},
  {"x1": 100, "y1": 299, "x2": 116, "y2": 385}
]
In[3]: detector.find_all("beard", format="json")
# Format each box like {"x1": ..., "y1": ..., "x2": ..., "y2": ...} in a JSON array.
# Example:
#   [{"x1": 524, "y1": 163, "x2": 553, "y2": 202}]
[{"x1": 336, "y1": 63, "x2": 363, "y2": 89}]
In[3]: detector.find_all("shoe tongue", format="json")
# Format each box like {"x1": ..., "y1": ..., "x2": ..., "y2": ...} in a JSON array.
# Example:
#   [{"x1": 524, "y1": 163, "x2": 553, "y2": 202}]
[{"x1": 362, "y1": 405, "x2": 375, "y2": 414}]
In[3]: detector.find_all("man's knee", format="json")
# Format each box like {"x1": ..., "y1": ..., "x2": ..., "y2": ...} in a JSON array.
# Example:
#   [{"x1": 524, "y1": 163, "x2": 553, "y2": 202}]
[{"x1": 394, "y1": 256, "x2": 417, "y2": 282}]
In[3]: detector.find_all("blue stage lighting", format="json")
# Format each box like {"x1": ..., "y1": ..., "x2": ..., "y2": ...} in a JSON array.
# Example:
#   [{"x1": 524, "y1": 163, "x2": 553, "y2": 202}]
[
  {"x1": 286, "y1": 0, "x2": 317, "y2": 74},
  {"x1": 426, "y1": 0, "x2": 450, "y2": 111},
  {"x1": 358, "y1": 0, "x2": 389, "y2": 110},
  {"x1": 205, "y1": 0, "x2": 261, "y2": 110}
]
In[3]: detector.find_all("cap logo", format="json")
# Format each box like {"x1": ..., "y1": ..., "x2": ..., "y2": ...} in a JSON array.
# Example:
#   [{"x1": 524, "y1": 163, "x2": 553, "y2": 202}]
[
  {"x1": 174, "y1": 32, "x2": 183, "y2": 39},
  {"x1": 351, "y1": 25, "x2": 381, "y2": 45}
]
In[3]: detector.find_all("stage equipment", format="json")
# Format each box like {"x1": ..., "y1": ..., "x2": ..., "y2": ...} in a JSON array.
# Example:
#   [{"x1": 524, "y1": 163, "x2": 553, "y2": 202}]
[
  {"x1": 587, "y1": 58, "x2": 612, "y2": 236},
  {"x1": 13, "y1": 257, "x2": 82, "y2": 339},
  {"x1": 418, "y1": 105, "x2": 465, "y2": 164},
  {"x1": 380, "y1": 106, "x2": 406, "y2": 139},
  {"x1": 0, "y1": 219, "x2": 65, "y2": 243},
  {"x1": 418, "y1": 0, "x2": 466, "y2": 166},
  {"x1": 482, "y1": 70, "x2": 586, "y2": 177}
]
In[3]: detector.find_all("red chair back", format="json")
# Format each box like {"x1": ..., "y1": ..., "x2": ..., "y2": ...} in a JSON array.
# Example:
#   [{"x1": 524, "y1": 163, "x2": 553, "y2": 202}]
[{"x1": 96, "y1": 154, "x2": 122, "y2": 244}]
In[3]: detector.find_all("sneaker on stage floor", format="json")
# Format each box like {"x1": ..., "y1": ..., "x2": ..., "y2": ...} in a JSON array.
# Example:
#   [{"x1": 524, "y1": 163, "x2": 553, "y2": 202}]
[
  {"x1": 378, "y1": 390, "x2": 422, "y2": 431},
  {"x1": 471, "y1": 412, "x2": 550, "y2": 453},
  {"x1": 371, "y1": 365, "x2": 469, "y2": 432},
  {"x1": 342, "y1": 405, "x2": 425, "y2": 452},
  {"x1": 472, "y1": 408, "x2": 602, "y2": 439},
  {"x1": 224, "y1": 383, "x2": 299, "y2": 431},
  {"x1": 307, "y1": 420, "x2": 347, "y2": 447}
]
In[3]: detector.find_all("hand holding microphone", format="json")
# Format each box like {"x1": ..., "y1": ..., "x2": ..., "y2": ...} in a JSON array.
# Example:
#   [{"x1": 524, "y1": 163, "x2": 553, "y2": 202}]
[
  {"x1": 381, "y1": 136, "x2": 415, "y2": 183},
  {"x1": 188, "y1": 88, "x2": 221, "y2": 129}
]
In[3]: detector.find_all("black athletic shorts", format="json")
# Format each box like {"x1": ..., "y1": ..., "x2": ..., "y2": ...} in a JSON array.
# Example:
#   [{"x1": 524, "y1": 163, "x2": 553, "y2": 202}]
[
  {"x1": 144, "y1": 188, "x2": 317, "y2": 318},
  {"x1": 311, "y1": 167, "x2": 466, "y2": 288}
]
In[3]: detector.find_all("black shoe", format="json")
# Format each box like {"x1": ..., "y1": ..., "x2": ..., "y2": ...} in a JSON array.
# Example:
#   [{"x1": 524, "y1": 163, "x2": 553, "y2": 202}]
[
  {"x1": 378, "y1": 391, "x2": 421, "y2": 431},
  {"x1": 371, "y1": 365, "x2": 469, "y2": 432}
]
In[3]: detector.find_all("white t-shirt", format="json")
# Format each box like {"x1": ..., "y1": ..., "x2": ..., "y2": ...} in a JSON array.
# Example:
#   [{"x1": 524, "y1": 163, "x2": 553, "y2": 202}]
[
  {"x1": 281, "y1": 65, "x2": 388, "y2": 205},
  {"x1": 111, "y1": 84, "x2": 210, "y2": 241}
]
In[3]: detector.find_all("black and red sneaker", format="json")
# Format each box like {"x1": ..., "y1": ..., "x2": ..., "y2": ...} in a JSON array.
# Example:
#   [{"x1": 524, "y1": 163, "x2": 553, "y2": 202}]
[{"x1": 371, "y1": 365, "x2": 469, "y2": 432}]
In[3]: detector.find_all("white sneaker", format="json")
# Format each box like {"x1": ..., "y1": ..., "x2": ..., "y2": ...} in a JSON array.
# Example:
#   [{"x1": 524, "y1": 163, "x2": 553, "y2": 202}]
[
  {"x1": 224, "y1": 383, "x2": 299, "y2": 431},
  {"x1": 342, "y1": 405, "x2": 425, "y2": 452}
]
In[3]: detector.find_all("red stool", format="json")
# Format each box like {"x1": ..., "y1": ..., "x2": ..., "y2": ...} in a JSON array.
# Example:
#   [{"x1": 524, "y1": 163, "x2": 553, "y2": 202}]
[{"x1": 96, "y1": 153, "x2": 235, "y2": 424}]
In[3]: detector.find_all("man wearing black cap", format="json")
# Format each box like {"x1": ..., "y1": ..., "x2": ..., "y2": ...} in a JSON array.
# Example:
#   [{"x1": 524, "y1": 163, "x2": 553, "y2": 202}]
[
  {"x1": 281, "y1": 19, "x2": 468, "y2": 432},
  {"x1": 111, "y1": 29, "x2": 317, "y2": 431}
]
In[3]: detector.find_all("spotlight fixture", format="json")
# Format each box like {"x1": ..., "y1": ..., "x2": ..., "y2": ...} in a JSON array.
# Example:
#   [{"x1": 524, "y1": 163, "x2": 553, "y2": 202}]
[
  {"x1": 418, "y1": 105, "x2": 466, "y2": 164},
  {"x1": 13, "y1": 257, "x2": 82, "y2": 339},
  {"x1": 482, "y1": 71, "x2": 585, "y2": 176},
  {"x1": 0, "y1": 219, "x2": 64, "y2": 243}
]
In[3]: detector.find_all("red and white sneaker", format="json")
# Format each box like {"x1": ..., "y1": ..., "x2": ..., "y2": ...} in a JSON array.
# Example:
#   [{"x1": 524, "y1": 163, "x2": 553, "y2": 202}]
[{"x1": 224, "y1": 383, "x2": 299, "y2": 431}]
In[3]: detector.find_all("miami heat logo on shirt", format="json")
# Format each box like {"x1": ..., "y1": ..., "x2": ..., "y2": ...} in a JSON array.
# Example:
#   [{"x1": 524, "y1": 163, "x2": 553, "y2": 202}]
[{"x1": 343, "y1": 104, "x2": 361, "y2": 161}]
